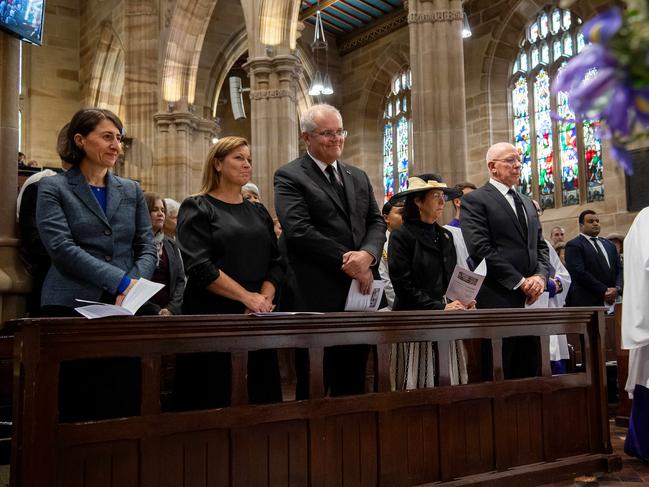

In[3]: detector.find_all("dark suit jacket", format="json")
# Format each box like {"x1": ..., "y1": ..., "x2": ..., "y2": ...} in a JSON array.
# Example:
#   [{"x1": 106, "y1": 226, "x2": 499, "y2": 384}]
[
  {"x1": 461, "y1": 182, "x2": 550, "y2": 308},
  {"x1": 37, "y1": 167, "x2": 157, "y2": 308},
  {"x1": 565, "y1": 235, "x2": 622, "y2": 306},
  {"x1": 274, "y1": 153, "x2": 386, "y2": 311},
  {"x1": 142, "y1": 237, "x2": 186, "y2": 315}
]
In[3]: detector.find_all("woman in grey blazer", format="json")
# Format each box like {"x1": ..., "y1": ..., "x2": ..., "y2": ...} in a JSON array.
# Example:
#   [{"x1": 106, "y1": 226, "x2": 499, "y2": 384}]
[
  {"x1": 37, "y1": 108, "x2": 156, "y2": 314},
  {"x1": 36, "y1": 108, "x2": 156, "y2": 421}
]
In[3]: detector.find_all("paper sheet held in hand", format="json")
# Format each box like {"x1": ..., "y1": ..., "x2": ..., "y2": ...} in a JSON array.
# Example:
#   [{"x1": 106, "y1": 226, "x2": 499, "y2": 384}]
[
  {"x1": 344, "y1": 279, "x2": 385, "y2": 311},
  {"x1": 445, "y1": 259, "x2": 487, "y2": 305},
  {"x1": 74, "y1": 278, "x2": 165, "y2": 319}
]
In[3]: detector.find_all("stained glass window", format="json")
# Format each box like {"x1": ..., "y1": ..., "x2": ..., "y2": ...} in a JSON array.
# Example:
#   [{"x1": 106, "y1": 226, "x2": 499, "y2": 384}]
[
  {"x1": 513, "y1": 76, "x2": 532, "y2": 197},
  {"x1": 510, "y1": 7, "x2": 604, "y2": 209},
  {"x1": 383, "y1": 68, "x2": 411, "y2": 201}
]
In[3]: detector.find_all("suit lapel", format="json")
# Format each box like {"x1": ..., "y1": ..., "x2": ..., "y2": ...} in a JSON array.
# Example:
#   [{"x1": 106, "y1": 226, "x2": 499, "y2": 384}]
[
  {"x1": 580, "y1": 235, "x2": 610, "y2": 275},
  {"x1": 105, "y1": 172, "x2": 123, "y2": 222},
  {"x1": 339, "y1": 161, "x2": 356, "y2": 216},
  {"x1": 520, "y1": 195, "x2": 536, "y2": 243},
  {"x1": 301, "y1": 155, "x2": 348, "y2": 215},
  {"x1": 67, "y1": 167, "x2": 109, "y2": 226},
  {"x1": 484, "y1": 183, "x2": 526, "y2": 240}
]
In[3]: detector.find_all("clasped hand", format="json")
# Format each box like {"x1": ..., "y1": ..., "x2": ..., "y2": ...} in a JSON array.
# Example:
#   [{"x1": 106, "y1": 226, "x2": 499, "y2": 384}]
[
  {"x1": 243, "y1": 292, "x2": 275, "y2": 313},
  {"x1": 342, "y1": 250, "x2": 374, "y2": 294},
  {"x1": 521, "y1": 275, "x2": 545, "y2": 305}
]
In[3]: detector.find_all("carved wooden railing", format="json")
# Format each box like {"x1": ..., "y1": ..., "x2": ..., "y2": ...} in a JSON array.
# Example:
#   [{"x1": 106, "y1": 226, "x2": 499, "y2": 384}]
[{"x1": 8, "y1": 308, "x2": 620, "y2": 487}]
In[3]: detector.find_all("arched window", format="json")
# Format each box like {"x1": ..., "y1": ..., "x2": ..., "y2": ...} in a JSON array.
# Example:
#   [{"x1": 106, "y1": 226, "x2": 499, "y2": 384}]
[
  {"x1": 511, "y1": 7, "x2": 604, "y2": 209},
  {"x1": 383, "y1": 68, "x2": 411, "y2": 201}
]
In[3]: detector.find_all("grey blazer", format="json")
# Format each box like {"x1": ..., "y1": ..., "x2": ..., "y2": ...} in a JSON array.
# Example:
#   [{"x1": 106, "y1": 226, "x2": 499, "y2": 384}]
[{"x1": 36, "y1": 167, "x2": 157, "y2": 308}]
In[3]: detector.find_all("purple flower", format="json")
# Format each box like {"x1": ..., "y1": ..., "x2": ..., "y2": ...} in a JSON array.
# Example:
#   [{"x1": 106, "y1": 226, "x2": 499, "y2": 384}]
[
  {"x1": 552, "y1": 44, "x2": 619, "y2": 95},
  {"x1": 600, "y1": 82, "x2": 633, "y2": 136},
  {"x1": 610, "y1": 142, "x2": 633, "y2": 174},
  {"x1": 582, "y1": 7, "x2": 623, "y2": 45}
]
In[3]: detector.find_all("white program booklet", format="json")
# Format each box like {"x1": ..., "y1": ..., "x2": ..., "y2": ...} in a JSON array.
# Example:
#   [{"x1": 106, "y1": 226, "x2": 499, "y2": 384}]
[
  {"x1": 74, "y1": 278, "x2": 165, "y2": 319},
  {"x1": 344, "y1": 279, "x2": 385, "y2": 311},
  {"x1": 445, "y1": 259, "x2": 487, "y2": 305}
]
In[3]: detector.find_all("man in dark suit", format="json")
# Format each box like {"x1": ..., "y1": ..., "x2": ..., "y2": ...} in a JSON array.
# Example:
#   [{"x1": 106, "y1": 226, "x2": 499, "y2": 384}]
[
  {"x1": 274, "y1": 103, "x2": 386, "y2": 397},
  {"x1": 461, "y1": 142, "x2": 550, "y2": 379},
  {"x1": 565, "y1": 210, "x2": 622, "y2": 307}
]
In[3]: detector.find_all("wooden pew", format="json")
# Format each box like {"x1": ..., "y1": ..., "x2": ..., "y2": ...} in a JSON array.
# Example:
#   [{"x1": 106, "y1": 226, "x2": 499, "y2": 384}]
[{"x1": 8, "y1": 308, "x2": 620, "y2": 487}]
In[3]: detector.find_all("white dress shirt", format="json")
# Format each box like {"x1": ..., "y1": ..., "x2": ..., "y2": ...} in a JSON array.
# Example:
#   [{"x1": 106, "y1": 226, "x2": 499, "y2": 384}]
[
  {"x1": 308, "y1": 151, "x2": 343, "y2": 185},
  {"x1": 580, "y1": 233, "x2": 611, "y2": 267}
]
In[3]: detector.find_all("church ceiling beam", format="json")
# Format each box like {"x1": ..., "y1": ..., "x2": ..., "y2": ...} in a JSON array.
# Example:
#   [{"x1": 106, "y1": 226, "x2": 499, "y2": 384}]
[{"x1": 299, "y1": 0, "x2": 343, "y2": 20}]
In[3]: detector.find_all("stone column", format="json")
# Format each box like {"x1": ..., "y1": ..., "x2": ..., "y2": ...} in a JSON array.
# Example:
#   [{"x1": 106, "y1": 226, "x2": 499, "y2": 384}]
[
  {"x1": 153, "y1": 111, "x2": 219, "y2": 200},
  {"x1": 0, "y1": 33, "x2": 29, "y2": 323},
  {"x1": 243, "y1": 54, "x2": 301, "y2": 214},
  {"x1": 408, "y1": 0, "x2": 468, "y2": 184},
  {"x1": 122, "y1": 0, "x2": 159, "y2": 190}
]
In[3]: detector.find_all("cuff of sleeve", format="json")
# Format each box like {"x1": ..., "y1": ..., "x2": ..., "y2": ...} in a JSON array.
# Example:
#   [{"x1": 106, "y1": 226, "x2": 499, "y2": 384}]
[
  {"x1": 117, "y1": 275, "x2": 132, "y2": 294},
  {"x1": 512, "y1": 277, "x2": 525, "y2": 290},
  {"x1": 547, "y1": 278, "x2": 557, "y2": 298},
  {"x1": 188, "y1": 261, "x2": 220, "y2": 289}
]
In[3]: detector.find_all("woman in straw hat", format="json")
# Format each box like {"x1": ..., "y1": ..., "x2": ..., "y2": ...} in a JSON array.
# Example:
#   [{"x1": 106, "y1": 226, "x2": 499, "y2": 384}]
[{"x1": 388, "y1": 173, "x2": 474, "y2": 390}]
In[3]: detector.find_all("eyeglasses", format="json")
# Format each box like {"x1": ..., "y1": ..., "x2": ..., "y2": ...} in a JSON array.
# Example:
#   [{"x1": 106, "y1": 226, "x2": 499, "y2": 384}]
[
  {"x1": 491, "y1": 156, "x2": 522, "y2": 165},
  {"x1": 311, "y1": 129, "x2": 348, "y2": 139},
  {"x1": 429, "y1": 192, "x2": 449, "y2": 201}
]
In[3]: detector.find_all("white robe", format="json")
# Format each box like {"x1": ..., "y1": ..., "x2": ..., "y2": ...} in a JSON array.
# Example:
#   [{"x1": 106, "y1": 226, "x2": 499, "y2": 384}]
[
  {"x1": 526, "y1": 240, "x2": 572, "y2": 362},
  {"x1": 622, "y1": 207, "x2": 649, "y2": 397}
]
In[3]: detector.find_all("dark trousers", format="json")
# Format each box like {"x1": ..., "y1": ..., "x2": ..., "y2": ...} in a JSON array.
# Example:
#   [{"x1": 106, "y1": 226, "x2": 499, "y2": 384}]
[{"x1": 295, "y1": 345, "x2": 370, "y2": 399}]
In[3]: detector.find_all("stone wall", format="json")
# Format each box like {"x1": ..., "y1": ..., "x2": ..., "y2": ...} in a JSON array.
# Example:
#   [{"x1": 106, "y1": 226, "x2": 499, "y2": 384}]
[
  {"x1": 21, "y1": 0, "x2": 81, "y2": 167},
  {"x1": 339, "y1": 25, "x2": 409, "y2": 206}
]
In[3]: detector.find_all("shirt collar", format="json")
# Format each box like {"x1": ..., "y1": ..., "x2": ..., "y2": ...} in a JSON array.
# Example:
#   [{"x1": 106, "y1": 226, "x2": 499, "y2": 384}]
[
  {"x1": 489, "y1": 178, "x2": 514, "y2": 196},
  {"x1": 308, "y1": 150, "x2": 338, "y2": 173},
  {"x1": 581, "y1": 232, "x2": 599, "y2": 241}
]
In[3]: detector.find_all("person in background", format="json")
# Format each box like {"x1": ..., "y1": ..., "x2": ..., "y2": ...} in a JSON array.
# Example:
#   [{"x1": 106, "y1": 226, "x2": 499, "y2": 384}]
[
  {"x1": 565, "y1": 210, "x2": 622, "y2": 308},
  {"x1": 140, "y1": 193, "x2": 185, "y2": 316},
  {"x1": 447, "y1": 181, "x2": 476, "y2": 228},
  {"x1": 241, "y1": 182, "x2": 261, "y2": 203},
  {"x1": 378, "y1": 200, "x2": 403, "y2": 310},
  {"x1": 163, "y1": 197, "x2": 180, "y2": 239},
  {"x1": 555, "y1": 241, "x2": 567, "y2": 266},
  {"x1": 175, "y1": 136, "x2": 283, "y2": 409},
  {"x1": 36, "y1": 108, "x2": 156, "y2": 421},
  {"x1": 606, "y1": 232, "x2": 625, "y2": 260},
  {"x1": 550, "y1": 226, "x2": 566, "y2": 248},
  {"x1": 388, "y1": 174, "x2": 472, "y2": 389},
  {"x1": 17, "y1": 124, "x2": 72, "y2": 316},
  {"x1": 526, "y1": 200, "x2": 572, "y2": 375}
]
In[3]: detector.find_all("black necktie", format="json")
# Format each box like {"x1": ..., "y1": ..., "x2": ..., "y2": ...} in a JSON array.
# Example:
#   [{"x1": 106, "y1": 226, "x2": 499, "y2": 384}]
[
  {"x1": 508, "y1": 189, "x2": 528, "y2": 238},
  {"x1": 325, "y1": 164, "x2": 347, "y2": 209},
  {"x1": 590, "y1": 237, "x2": 610, "y2": 269}
]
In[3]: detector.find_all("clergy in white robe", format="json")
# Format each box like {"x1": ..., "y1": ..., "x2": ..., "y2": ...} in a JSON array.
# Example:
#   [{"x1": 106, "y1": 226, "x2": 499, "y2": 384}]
[
  {"x1": 526, "y1": 240, "x2": 572, "y2": 372},
  {"x1": 621, "y1": 207, "x2": 649, "y2": 460}
]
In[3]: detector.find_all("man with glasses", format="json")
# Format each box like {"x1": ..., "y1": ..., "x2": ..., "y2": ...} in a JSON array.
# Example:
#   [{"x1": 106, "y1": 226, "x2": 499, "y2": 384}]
[
  {"x1": 274, "y1": 103, "x2": 386, "y2": 398},
  {"x1": 461, "y1": 142, "x2": 550, "y2": 379}
]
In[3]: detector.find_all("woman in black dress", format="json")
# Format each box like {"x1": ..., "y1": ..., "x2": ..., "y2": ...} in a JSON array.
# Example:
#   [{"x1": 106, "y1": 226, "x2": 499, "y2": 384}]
[
  {"x1": 174, "y1": 136, "x2": 283, "y2": 409},
  {"x1": 388, "y1": 174, "x2": 473, "y2": 390}
]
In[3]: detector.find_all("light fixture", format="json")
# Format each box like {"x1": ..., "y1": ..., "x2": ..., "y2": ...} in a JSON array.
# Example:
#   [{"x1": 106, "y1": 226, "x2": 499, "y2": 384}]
[
  {"x1": 211, "y1": 137, "x2": 219, "y2": 145},
  {"x1": 167, "y1": 102, "x2": 175, "y2": 112},
  {"x1": 308, "y1": 8, "x2": 334, "y2": 96},
  {"x1": 462, "y1": 12, "x2": 472, "y2": 38}
]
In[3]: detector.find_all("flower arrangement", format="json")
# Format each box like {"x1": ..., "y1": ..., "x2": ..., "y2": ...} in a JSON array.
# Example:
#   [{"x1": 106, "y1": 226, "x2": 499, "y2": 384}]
[{"x1": 553, "y1": 0, "x2": 649, "y2": 173}]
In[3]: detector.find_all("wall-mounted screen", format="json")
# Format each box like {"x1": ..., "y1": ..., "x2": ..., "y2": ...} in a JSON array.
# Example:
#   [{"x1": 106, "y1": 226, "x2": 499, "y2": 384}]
[{"x1": 0, "y1": 0, "x2": 45, "y2": 46}]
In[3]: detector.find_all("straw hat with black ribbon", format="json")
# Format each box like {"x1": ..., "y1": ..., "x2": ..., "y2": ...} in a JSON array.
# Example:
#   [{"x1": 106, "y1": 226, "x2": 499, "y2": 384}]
[{"x1": 388, "y1": 173, "x2": 463, "y2": 205}]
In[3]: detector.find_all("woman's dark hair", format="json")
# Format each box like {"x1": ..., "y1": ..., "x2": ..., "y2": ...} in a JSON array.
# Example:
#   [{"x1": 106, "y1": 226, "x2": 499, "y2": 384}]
[
  {"x1": 144, "y1": 192, "x2": 166, "y2": 214},
  {"x1": 58, "y1": 108, "x2": 124, "y2": 165},
  {"x1": 402, "y1": 173, "x2": 443, "y2": 221}
]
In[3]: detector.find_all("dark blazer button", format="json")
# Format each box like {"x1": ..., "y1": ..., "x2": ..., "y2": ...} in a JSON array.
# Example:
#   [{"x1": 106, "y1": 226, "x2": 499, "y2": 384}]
[
  {"x1": 104, "y1": 229, "x2": 112, "y2": 236},
  {"x1": 104, "y1": 255, "x2": 112, "y2": 262}
]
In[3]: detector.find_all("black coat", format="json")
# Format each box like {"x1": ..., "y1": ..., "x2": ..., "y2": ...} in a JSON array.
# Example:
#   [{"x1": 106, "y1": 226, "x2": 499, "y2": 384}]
[
  {"x1": 388, "y1": 220, "x2": 457, "y2": 311},
  {"x1": 460, "y1": 182, "x2": 550, "y2": 309},
  {"x1": 274, "y1": 153, "x2": 386, "y2": 311},
  {"x1": 565, "y1": 234, "x2": 622, "y2": 306}
]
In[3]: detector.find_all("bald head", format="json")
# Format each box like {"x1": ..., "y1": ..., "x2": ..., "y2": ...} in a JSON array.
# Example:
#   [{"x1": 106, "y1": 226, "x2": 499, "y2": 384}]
[
  {"x1": 486, "y1": 142, "x2": 521, "y2": 188},
  {"x1": 486, "y1": 142, "x2": 517, "y2": 164}
]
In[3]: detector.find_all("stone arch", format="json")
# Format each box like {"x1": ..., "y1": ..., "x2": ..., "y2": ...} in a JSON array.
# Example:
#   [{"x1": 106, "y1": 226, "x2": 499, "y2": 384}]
[
  {"x1": 86, "y1": 22, "x2": 125, "y2": 116},
  {"x1": 350, "y1": 42, "x2": 409, "y2": 198},
  {"x1": 205, "y1": 27, "x2": 248, "y2": 117},
  {"x1": 162, "y1": 0, "x2": 219, "y2": 109}
]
